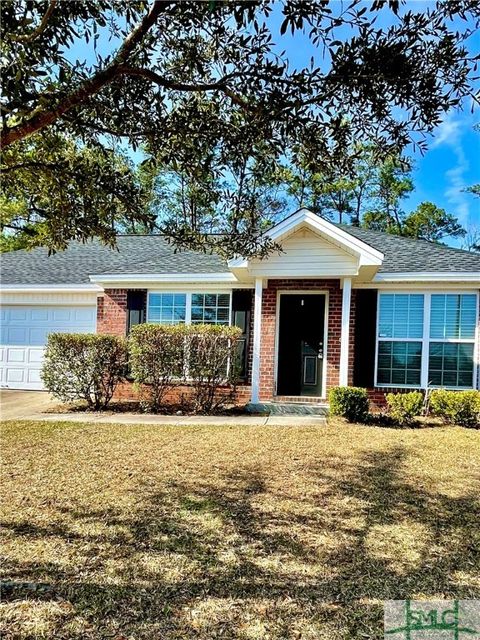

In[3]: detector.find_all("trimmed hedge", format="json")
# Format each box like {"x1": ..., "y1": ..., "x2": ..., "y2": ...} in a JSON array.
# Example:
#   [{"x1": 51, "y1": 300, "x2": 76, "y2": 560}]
[
  {"x1": 429, "y1": 389, "x2": 480, "y2": 428},
  {"x1": 128, "y1": 323, "x2": 242, "y2": 413},
  {"x1": 386, "y1": 391, "x2": 423, "y2": 427},
  {"x1": 188, "y1": 324, "x2": 242, "y2": 413},
  {"x1": 41, "y1": 333, "x2": 127, "y2": 410},
  {"x1": 129, "y1": 323, "x2": 188, "y2": 412},
  {"x1": 329, "y1": 386, "x2": 369, "y2": 422}
]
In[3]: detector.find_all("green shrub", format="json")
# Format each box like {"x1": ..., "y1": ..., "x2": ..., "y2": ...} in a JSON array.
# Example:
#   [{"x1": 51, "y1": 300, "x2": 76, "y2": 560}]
[
  {"x1": 386, "y1": 391, "x2": 423, "y2": 427},
  {"x1": 429, "y1": 389, "x2": 480, "y2": 428},
  {"x1": 128, "y1": 323, "x2": 187, "y2": 412},
  {"x1": 129, "y1": 323, "x2": 242, "y2": 413},
  {"x1": 41, "y1": 333, "x2": 127, "y2": 410},
  {"x1": 329, "y1": 386, "x2": 369, "y2": 422},
  {"x1": 188, "y1": 324, "x2": 242, "y2": 413}
]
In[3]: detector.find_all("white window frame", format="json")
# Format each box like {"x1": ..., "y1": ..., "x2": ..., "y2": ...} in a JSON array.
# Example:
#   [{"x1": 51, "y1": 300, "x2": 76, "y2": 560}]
[
  {"x1": 146, "y1": 291, "x2": 232, "y2": 326},
  {"x1": 146, "y1": 292, "x2": 189, "y2": 325},
  {"x1": 375, "y1": 289, "x2": 479, "y2": 390},
  {"x1": 146, "y1": 290, "x2": 233, "y2": 382}
]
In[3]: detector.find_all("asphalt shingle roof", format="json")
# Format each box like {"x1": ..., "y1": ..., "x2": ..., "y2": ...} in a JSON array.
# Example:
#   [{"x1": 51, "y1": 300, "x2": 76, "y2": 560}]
[
  {"x1": 338, "y1": 225, "x2": 480, "y2": 273},
  {"x1": 0, "y1": 236, "x2": 227, "y2": 285},
  {"x1": 1, "y1": 229, "x2": 479, "y2": 285}
]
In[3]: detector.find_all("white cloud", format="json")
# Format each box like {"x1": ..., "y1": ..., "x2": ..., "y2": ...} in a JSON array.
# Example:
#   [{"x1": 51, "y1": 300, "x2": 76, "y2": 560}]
[
  {"x1": 431, "y1": 113, "x2": 471, "y2": 225},
  {"x1": 431, "y1": 114, "x2": 463, "y2": 149}
]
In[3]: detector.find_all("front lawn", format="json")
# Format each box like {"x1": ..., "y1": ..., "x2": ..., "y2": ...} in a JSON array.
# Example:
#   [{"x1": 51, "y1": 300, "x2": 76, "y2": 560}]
[{"x1": 1, "y1": 420, "x2": 479, "y2": 639}]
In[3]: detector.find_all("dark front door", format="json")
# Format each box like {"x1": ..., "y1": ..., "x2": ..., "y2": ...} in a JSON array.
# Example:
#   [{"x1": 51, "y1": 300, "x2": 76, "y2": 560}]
[{"x1": 277, "y1": 294, "x2": 325, "y2": 397}]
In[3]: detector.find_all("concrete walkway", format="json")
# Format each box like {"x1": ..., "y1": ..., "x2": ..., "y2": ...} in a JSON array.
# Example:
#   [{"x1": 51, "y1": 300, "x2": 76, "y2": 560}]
[
  {"x1": 1, "y1": 390, "x2": 326, "y2": 426},
  {"x1": 19, "y1": 412, "x2": 326, "y2": 426}
]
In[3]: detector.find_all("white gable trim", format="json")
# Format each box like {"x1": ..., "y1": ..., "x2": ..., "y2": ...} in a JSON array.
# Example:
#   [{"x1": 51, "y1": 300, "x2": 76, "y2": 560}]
[{"x1": 228, "y1": 209, "x2": 384, "y2": 270}]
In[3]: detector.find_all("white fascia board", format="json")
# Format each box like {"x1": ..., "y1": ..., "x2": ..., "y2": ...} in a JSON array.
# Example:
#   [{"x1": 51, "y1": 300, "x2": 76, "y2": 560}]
[
  {"x1": 0, "y1": 284, "x2": 102, "y2": 293},
  {"x1": 355, "y1": 282, "x2": 480, "y2": 290},
  {"x1": 89, "y1": 272, "x2": 238, "y2": 284},
  {"x1": 227, "y1": 256, "x2": 248, "y2": 269},
  {"x1": 228, "y1": 208, "x2": 384, "y2": 268},
  {"x1": 373, "y1": 272, "x2": 480, "y2": 283}
]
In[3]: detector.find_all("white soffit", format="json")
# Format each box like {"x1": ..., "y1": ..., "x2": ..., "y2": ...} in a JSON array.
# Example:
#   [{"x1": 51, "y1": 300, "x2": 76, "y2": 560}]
[{"x1": 89, "y1": 272, "x2": 238, "y2": 285}]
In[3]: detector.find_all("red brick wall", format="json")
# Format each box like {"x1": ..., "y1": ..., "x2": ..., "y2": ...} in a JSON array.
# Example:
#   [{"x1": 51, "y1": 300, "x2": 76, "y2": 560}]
[
  {"x1": 258, "y1": 279, "x2": 345, "y2": 401},
  {"x1": 366, "y1": 387, "x2": 413, "y2": 410},
  {"x1": 114, "y1": 381, "x2": 252, "y2": 406},
  {"x1": 97, "y1": 289, "x2": 128, "y2": 336}
]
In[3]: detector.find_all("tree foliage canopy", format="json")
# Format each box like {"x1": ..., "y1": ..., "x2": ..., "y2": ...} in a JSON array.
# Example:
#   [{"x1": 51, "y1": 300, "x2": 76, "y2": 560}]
[{"x1": 1, "y1": 0, "x2": 479, "y2": 253}]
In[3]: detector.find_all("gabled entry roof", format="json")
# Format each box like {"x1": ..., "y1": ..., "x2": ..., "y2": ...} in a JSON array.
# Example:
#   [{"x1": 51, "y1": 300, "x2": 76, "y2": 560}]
[{"x1": 228, "y1": 208, "x2": 384, "y2": 273}]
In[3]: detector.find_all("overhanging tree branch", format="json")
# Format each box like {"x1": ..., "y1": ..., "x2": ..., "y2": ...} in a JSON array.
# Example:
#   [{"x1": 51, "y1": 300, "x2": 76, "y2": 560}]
[
  {"x1": 9, "y1": 0, "x2": 57, "y2": 43},
  {"x1": 1, "y1": 0, "x2": 169, "y2": 148},
  {"x1": 119, "y1": 66, "x2": 250, "y2": 109}
]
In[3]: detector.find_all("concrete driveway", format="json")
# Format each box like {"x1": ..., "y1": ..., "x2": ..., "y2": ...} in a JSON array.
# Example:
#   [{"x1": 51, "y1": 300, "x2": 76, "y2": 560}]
[{"x1": 0, "y1": 390, "x2": 59, "y2": 420}]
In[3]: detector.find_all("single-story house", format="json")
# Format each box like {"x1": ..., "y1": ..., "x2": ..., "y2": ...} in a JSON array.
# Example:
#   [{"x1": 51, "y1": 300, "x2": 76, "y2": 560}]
[{"x1": 1, "y1": 209, "x2": 479, "y2": 406}]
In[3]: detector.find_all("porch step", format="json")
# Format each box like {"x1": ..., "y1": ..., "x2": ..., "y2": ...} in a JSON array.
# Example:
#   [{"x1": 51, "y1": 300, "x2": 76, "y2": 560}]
[
  {"x1": 246, "y1": 401, "x2": 328, "y2": 417},
  {"x1": 274, "y1": 395, "x2": 326, "y2": 405}
]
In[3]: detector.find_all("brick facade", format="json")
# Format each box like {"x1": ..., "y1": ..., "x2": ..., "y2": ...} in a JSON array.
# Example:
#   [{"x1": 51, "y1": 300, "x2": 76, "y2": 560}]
[
  {"x1": 102, "y1": 280, "x2": 352, "y2": 405},
  {"x1": 97, "y1": 289, "x2": 128, "y2": 336},
  {"x1": 97, "y1": 288, "x2": 252, "y2": 406},
  {"x1": 364, "y1": 290, "x2": 480, "y2": 409},
  {"x1": 114, "y1": 381, "x2": 252, "y2": 405},
  {"x1": 96, "y1": 284, "x2": 480, "y2": 409}
]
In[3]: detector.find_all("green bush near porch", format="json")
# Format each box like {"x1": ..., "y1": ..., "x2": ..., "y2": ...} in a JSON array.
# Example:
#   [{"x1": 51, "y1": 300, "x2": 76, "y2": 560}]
[
  {"x1": 386, "y1": 391, "x2": 424, "y2": 427},
  {"x1": 128, "y1": 323, "x2": 188, "y2": 412},
  {"x1": 41, "y1": 333, "x2": 127, "y2": 410},
  {"x1": 329, "y1": 386, "x2": 369, "y2": 422},
  {"x1": 429, "y1": 389, "x2": 480, "y2": 428}
]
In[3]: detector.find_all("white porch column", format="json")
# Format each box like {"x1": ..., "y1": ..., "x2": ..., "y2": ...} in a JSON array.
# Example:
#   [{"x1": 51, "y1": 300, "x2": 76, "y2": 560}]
[
  {"x1": 339, "y1": 277, "x2": 352, "y2": 387},
  {"x1": 251, "y1": 277, "x2": 263, "y2": 404}
]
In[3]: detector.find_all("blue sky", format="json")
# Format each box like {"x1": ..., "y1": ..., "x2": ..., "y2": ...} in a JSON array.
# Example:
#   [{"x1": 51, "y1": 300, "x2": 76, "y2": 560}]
[{"x1": 264, "y1": 3, "x2": 480, "y2": 246}]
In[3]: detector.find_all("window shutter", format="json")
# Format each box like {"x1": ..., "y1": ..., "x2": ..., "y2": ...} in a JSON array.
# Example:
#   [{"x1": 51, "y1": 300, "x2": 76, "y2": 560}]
[
  {"x1": 127, "y1": 290, "x2": 146, "y2": 333},
  {"x1": 232, "y1": 290, "x2": 252, "y2": 381},
  {"x1": 353, "y1": 290, "x2": 378, "y2": 388}
]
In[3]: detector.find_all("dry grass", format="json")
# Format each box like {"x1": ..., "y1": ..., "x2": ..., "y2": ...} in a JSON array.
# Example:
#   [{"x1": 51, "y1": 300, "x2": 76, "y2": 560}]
[{"x1": 1, "y1": 420, "x2": 479, "y2": 639}]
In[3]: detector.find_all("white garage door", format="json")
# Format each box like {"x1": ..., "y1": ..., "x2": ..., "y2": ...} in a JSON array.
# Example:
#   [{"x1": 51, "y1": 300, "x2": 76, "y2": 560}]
[{"x1": 0, "y1": 305, "x2": 96, "y2": 390}]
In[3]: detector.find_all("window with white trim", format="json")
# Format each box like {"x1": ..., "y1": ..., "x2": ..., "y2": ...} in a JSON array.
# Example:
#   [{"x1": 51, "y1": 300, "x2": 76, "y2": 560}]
[
  {"x1": 376, "y1": 292, "x2": 478, "y2": 389},
  {"x1": 377, "y1": 294, "x2": 423, "y2": 386},
  {"x1": 147, "y1": 293, "x2": 187, "y2": 324},
  {"x1": 147, "y1": 292, "x2": 231, "y2": 325},
  {"x1": 428, "y1": 294, "x2": 477, "y2": 388},
  {"x1": 191, "y1": 293, "x2": 230, "y2": 325}
]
